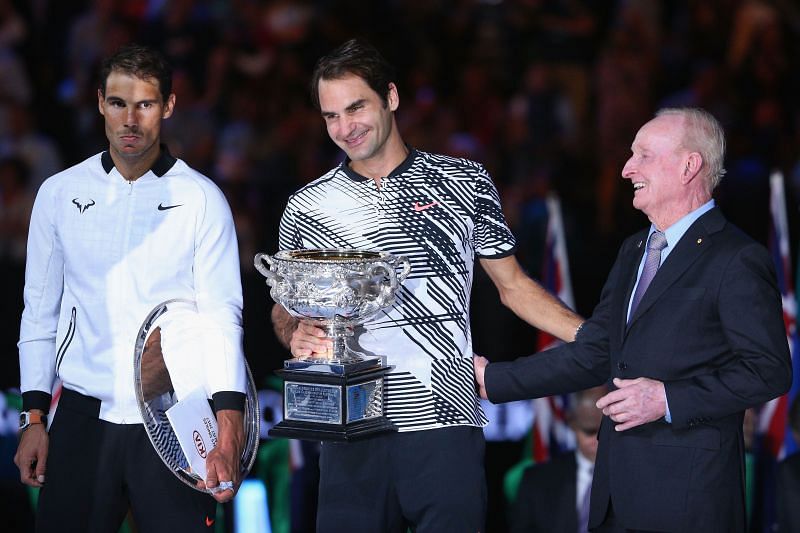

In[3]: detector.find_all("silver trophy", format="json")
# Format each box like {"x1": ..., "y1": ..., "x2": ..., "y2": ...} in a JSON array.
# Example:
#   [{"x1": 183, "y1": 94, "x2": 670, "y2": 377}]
[
  {"x1": 133, "y1": 299, "x2": 260, "y2": 492},
  {"x1": 254, "y1": 249, "x2": 411, "y2": 441}
]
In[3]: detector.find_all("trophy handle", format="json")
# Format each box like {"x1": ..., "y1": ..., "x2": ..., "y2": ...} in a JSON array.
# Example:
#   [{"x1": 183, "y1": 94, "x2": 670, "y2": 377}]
[
  {"x1": 368, "y1": 256, "x2": 411, "y2": 292},
  {"x1": 369, "y1": 261, "x2": 398, "y2": 291},
  {"x1": 395, "y1": 255, "x2": 411, "y2": 283},
  {"x1": 369, "y1": 257, "x2": 410, "y2": 307},
  {"x1": 254, "y1": 253, "x2": 280, "y2": 282}
]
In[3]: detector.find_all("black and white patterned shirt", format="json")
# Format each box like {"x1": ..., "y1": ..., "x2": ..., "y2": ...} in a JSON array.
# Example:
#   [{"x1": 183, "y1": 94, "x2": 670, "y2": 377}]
[{"x1": 278, "y1": 148, "x2": 516, "y2": 431}]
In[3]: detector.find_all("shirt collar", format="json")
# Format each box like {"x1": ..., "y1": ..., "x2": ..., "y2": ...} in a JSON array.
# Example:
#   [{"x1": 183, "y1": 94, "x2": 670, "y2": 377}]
[
  {"x1": 648, "y1": 199, "x2": 715, "y2": 256},
  {"x1": 576, "y1": 449, "x2": 593, "y2": 475},
  {"x1": 101, "y1": 144, "x2": 177, "y2": 178},
  {"x1": 340, "y1": 146, "x2": 416, "y2": 182}
]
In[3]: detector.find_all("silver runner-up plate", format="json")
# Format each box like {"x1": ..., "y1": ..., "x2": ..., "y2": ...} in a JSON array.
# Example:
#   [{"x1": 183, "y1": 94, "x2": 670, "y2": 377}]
[{"x1": 133, "y1": 299, "x2": 260, "y2": 493}]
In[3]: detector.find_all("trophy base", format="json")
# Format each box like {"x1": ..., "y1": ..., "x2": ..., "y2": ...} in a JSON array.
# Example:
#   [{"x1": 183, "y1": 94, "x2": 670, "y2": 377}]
[
  {"x1": 268, "y1": 416, "x2": 396, "y2": 442},
  {"x1": 269, "y1": 364, "x2": 396, "y2": 442}
]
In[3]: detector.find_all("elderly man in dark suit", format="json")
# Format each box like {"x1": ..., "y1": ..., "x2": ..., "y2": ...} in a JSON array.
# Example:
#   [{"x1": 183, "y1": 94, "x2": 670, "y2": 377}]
[{"x1": 475, "y1": 107, "x2": 792, "y2": 533}]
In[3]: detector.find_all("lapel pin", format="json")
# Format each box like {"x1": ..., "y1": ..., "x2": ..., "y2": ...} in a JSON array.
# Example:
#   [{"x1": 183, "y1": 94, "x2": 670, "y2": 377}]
[
  {"x1": 637, "y1": 240, "x2": 643, "y2": 248},
  {"x1": 696, "y1": 238, "x2": 703, "y2": 245}
]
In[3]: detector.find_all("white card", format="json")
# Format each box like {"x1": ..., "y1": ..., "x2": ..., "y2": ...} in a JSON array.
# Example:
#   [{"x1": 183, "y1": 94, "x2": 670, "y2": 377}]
[{"x1": 165, "y1": 387, "x2": 218, "y2": 480}]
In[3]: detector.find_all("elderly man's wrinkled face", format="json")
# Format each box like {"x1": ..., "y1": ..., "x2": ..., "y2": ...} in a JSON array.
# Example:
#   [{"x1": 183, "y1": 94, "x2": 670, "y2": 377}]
[{"x1": 621, "y1": 115, "x2": 690, "y2": 226}]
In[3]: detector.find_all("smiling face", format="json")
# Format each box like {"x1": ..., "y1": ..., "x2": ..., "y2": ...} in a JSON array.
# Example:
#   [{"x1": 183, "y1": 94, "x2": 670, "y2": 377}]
[
  {"x1": 98, "y1": 71, "x2": 175, "y2": 176},
  {"x1": 621, "y1": 114, "x2": 696, "y2": 230},
  {"x1": 317, "y1": 74, "x2": 405, "y2": 178}
]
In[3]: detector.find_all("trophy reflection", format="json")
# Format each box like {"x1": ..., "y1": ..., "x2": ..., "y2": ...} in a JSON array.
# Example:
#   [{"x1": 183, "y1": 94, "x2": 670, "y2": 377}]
[{"x1": 255, "y1": 249, "x2": 410, "y2": 441}]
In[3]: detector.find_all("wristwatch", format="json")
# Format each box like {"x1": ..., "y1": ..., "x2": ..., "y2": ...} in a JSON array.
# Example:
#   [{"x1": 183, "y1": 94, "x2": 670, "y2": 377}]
[{"x1": 19, "y1": 411, "x2": 47, "y2": 432}]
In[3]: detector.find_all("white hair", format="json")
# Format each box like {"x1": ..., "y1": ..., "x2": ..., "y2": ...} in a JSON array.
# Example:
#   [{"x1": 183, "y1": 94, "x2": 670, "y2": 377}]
[{"x1": 656, "y1": 107, "x2": 726, "y2": 192}]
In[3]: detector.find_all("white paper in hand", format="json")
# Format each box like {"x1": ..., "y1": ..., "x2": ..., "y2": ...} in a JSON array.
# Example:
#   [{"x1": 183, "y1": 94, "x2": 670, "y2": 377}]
[{"x1": 165, "y1": 387, "x2": 218, "y2": 481}]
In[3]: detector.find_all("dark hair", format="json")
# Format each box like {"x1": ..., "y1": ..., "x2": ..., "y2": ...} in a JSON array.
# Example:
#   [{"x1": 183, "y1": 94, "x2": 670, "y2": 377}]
[
  {"x1": 309, "y1": 38, "x2": 396, "y2": 110},
  {"x1": 99, "y1": 43, "x2": 173, "y2": 102}
]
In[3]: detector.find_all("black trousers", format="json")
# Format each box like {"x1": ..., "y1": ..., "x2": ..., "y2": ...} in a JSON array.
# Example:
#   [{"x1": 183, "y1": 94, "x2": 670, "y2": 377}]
[
  {"x1": 316, "y1": 425, "x2": 487, "y2": 533},
  {"x1": 35, "y1": 388, "x2": 216, "y2": 533},
  {"x1": 593, "y1": 500, "x2": 658, "y2": 533}
]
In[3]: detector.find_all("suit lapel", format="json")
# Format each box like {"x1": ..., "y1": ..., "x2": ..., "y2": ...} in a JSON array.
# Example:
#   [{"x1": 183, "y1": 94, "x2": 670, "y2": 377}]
[{"x1": 626, "y1": 208, "x2": 725, "y2": 330}]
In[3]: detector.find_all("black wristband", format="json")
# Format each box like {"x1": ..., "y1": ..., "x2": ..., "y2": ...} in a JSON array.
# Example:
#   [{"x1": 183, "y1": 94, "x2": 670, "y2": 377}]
[{"x1": 212, "y1": 391, "x2": 246, "y2": 412}]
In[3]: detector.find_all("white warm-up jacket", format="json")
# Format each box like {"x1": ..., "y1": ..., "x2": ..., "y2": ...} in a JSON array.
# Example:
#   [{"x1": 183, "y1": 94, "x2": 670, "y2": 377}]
[{"x1": 18, "y1": 149, "x2": 246, "y2": 423}]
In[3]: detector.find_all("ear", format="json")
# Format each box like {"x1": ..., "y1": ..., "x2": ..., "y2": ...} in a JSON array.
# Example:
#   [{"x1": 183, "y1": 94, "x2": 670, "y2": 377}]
[
  {"x1": 97, "y1": 89, "x2": 105, "y2": 116},
  {"x1": 162, "y1": 93, "x2": 176, "y2": 119},
  {"x1": 681, "y1": 152, "x2": 703, "y2": 185},
  {"x1": 387, "y1": 82, "x2": 399, "y2": 112}
]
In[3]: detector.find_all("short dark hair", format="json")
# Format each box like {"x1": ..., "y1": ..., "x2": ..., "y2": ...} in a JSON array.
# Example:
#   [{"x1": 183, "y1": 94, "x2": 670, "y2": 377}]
[
  {"x1": 309, "y1": 38, "x2": 396, "y2": 110},
  {"x1": 99, "y1": 43, "x2": 173, "y2": 102}
]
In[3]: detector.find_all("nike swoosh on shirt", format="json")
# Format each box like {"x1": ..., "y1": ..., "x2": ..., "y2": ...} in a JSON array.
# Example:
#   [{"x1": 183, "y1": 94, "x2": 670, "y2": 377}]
[
  {"x1": 158, "y1": 203, "x2": 183, "y2": 211},
  {"x1": 413, "y1": 201, "x2": 439, "y2": 212}
]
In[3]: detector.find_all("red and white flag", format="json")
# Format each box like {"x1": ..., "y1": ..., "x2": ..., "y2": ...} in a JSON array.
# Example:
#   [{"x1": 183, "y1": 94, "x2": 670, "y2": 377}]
[
  {"x1": 531, "y1": 194, "x2": 576, "y2": 461},
  {"x1": 759, "y1": 171, "x2": 798, "y2": 459}
]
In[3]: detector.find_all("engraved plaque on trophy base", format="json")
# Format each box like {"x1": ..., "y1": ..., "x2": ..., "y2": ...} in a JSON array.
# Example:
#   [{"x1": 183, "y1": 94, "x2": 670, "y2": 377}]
[{"x1": 268, "y1": 362, "x2": 396, "y2": 441}]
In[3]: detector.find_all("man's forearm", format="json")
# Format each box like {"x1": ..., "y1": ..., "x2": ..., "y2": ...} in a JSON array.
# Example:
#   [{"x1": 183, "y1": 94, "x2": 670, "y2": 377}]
[
  {"x1": 215, "y1": 409, "x2": 244, "y2": 453},
  {"x1": 480, "y1": 255, "x2": 583, "y2": 343},
  {"x1": 504, "y1": 277, "x2": 583, "y2": 342},
  {"x1": 271, "y1": 304, "x2": 297, "y2": 349}
]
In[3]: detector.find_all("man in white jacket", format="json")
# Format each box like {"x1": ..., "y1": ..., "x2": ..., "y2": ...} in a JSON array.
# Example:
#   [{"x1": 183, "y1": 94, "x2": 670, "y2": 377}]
[{"x1": 14, "y1": 43, "x2": 247, "y2": 533}]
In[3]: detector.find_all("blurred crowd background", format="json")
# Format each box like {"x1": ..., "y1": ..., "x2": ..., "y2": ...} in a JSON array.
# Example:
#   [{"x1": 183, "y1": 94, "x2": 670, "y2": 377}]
[{"x1": 0, "y1": 0, "x2": 799, "y2": 531}]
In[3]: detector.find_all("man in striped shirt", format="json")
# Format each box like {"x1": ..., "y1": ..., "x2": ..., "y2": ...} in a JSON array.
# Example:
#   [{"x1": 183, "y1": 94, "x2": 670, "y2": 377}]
[{"x1": 271, "y1": 38, "x2": 583, "y2": 533}]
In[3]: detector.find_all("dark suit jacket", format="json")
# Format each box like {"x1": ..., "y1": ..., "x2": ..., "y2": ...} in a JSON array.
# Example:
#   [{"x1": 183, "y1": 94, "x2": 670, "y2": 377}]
[
  {"x1": 510, "y1": 452, "x2": 579, "y2": 533},
  {"x1": 486, "y1": 208, "x2": 792, "y2": 532},
  {"x1": 777, "y1": 452, "x2": 800, "y2": 533}
]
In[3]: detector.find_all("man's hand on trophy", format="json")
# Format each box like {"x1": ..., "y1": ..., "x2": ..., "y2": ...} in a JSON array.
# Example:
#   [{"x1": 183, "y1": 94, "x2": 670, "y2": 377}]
[{"x1": 291, "y1": 321, "x2": 334, "y2": 359}]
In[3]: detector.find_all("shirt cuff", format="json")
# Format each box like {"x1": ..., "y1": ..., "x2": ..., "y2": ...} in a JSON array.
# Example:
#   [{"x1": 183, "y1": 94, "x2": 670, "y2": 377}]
[
  {"x1": 22, "y1": 391, "x2": 52, "y2": 414},
  {"x1": 212, "y1": 391, "x2": 246, "y2": 412},
  {"x1": 664, "y1": 391, "x2": 672, "y2": 423}
]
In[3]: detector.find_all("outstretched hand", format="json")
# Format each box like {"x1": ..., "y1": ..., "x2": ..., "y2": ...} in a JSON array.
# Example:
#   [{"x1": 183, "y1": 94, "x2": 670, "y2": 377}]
[
  {"x1": 596, "y1": 377, "x2": 666, "y2": 431},
  {"x1": 473, "y1": 355, "x2": 489, "y2": 400}
]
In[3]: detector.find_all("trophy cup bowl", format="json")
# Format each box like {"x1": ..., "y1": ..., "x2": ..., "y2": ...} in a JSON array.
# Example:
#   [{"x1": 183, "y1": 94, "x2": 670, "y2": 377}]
[{"x1": 254, "y1": 248, "x2": 411, "y2": 441}]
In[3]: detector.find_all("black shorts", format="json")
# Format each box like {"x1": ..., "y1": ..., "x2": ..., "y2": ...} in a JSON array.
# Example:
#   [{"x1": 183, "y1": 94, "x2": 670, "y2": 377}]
[
  {"x1": 316, "y1": 425, "x2": 487, "y2": 533},
  {"x1": 35, "y1": 388, "x2": 217, "y2": 533}
]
